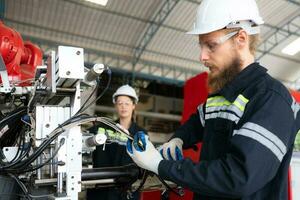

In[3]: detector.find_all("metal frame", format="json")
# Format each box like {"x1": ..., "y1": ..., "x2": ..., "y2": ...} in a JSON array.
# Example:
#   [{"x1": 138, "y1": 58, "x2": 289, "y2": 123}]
[
  {"x1": 64, "y1": 0, "x2": 187, "y2": 33},
  {"x1": 257, "y1": 15, "x2": 300, "y2": 60},
  {"x1": 131, "y1": 0, "x2": 181, "y2": 83},
  {"x1": 4, "y1": 18, "x2": 196, "y2": 66},
  {"x1": 287, "y1": 0, "x2": 300, "y2": 6},
  {"x1": 5, "y1": 0, "x2": 300, "y2": 85},
  {"x1": 132, "y1": 0, "x2": 180, "y2": 66},
  {"x1": 20, "y1": 34, "x2": 199, "y2": 85}
]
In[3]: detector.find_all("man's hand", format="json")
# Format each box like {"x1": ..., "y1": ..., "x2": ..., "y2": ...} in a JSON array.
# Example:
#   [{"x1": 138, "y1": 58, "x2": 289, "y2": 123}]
[
  {"x1": 126, "y1": 131, "x2": 163, "y2": 174},
  {"x1": 159, "y1": 138, "x2": 183, "y2": 160}
]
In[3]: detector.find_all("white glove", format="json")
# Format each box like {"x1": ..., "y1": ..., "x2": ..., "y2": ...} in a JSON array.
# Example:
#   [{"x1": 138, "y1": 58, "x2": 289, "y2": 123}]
[
  {"x1": 159, "y1": 138, "x2": 183, "y2": 160},
  {"x1": 127, "y1": 132, "x2": 163, "y2": 174}
]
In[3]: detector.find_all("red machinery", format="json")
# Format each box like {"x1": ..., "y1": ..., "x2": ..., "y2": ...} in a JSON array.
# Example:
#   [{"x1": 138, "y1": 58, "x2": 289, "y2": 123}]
[{"x1": 0, "y1": 21, "x2": 42, "y2": 86}]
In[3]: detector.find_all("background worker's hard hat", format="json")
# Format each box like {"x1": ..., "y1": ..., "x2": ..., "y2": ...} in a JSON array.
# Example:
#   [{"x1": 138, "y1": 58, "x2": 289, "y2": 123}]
[
  {"x1": 112, "y1": 84, "x2": 139, "y2": 104},
  {"x1": 187, "y1": 0, "x2": 264, "y2": 35}
]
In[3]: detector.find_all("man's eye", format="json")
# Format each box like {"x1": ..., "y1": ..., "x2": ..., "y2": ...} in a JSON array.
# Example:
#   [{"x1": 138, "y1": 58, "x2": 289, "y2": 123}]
[{"x1": 207, "y1": 43, "x2": 217, "y2": 51}]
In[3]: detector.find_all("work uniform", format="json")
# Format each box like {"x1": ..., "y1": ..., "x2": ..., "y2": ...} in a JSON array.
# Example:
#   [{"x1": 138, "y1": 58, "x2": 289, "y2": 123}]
[
  {"x1": 87, "y1": 121, "x2": 146, "y2": 200},
  {"x1": 158, "y1": 63, "x2": 299, "y2": 200}
]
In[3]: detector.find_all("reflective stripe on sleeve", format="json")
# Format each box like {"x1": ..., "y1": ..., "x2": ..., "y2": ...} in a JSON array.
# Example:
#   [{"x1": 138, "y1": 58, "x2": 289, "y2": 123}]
[
  {"x1": 291, "y1": 98, "x2": 300, "y2": 119},
  {"x1": 206, "y1": 104, "x2": 243, "y2": 118},
  {"x1": 233, "y1": 122, "x2": 287, "y2": 161},
  {"x1": 206, "y1": 94, "x2": 249, "y2": 123},
  {"x1": 206, "y1": 112, "x2": 240, "y2": 123},
  {"x1": 197, "y1": 104, "x2": 205, "y2": 126}
]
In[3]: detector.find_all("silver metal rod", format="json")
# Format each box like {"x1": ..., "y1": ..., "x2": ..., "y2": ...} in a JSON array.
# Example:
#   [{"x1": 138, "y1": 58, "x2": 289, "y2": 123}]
[
  {"x1": 49, "y1": 147, "x2": 54, "y2": 178},
  {"x1": 82, "y1": 179, "x2": 115, "y2": 185},
  {"x1": 37, "y1": 156, "x2": 42, "y2": 180},
  {"x1": 57, "y1": 172, "x2": 64, "y2": 194},
  {"x1": 56, "y1": 87, "x2": 76, "y2": 92}
]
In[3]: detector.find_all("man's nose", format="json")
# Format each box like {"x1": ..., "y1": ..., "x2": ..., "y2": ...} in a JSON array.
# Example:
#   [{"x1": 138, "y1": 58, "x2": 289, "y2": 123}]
[{"x1": 199, "y1": 48, "x2": 209, "y2": 63}]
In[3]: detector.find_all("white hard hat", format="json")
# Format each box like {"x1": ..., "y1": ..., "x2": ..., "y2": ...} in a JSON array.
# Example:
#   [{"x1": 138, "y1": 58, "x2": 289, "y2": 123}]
[
  {"x1": 112, "y1": 84, "x2": 138, "y2": 104},
  {"x1": 187, "y1": 0, "x2": 264, "y2": 35}
]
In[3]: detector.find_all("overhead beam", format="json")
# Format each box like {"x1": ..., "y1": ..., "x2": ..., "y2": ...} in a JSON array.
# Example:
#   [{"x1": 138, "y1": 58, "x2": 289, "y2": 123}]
[
  {"x1": 8, "y1": 3, "x2": 299, "y2": 65},
  {"x1": 62, "y1": 1, "x2": 300, "y2": 65},
  {"x1": 8, "y1": 17, "x2": 300, "y2": 79},
  {"x1": 286, "y1": 0, "x2": 300, "y2": 6},
  {"x1": 5, "y1": 18, "x2": 198, "y2": 66},
  {"x1": 132, "y1": 0, "x2": 180, "y2": 66},
  {"x1": 7, "y1": 0, "x2": 300, "y2": 83},
  {"x1": 21, "y1": 35, "x2": 201, "y2": 85},
  {"x1": 257, "y1": 15, "x2": 300, "y2": 60},
  {"x1": 64, "y1": 0, "x2": 186, "y2": 33}
]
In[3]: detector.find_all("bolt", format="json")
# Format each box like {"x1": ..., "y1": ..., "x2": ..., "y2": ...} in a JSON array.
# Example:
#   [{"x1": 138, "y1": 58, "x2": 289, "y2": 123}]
[
  {"x1": 76, "y1": 51, "x2": 80, "y2": 55},
  {"x1": 66, "y1": 71, "x2": 71, "y2": 75}
]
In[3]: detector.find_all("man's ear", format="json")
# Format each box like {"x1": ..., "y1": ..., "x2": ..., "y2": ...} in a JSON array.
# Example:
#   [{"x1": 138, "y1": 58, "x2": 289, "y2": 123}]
[{"x1": 235, "y1": 30, "x2": 248, "y2": 48}]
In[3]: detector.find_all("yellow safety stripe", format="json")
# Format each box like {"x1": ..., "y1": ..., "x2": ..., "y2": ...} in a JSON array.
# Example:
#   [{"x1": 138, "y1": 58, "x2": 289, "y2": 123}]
[
  {"x1": 233, "y1": 101, "x2": 245, "y2": 112},
  {"x1": 207, "y1": 96, "x2": 224, "y2": 102},
  {"x1": 206, "y1": 101, "x2": 231, "y2": 107},
  {"x1": 207, "y1": 96, "x2": 230, "y2": 107},
  {"x1": 237, "y1": 94, "x2": 249, "y2": 104},
  {"x1": 207, "y1": 94, "x2": 249, "y2": 112}
]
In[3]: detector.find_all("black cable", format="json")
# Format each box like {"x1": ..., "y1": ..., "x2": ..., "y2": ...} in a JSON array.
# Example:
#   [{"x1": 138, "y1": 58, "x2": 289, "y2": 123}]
[
  {"x1": 75, "y1": 78, "x2": 99, "y2": 114},
  {"x1": 8, "y1": 127, "x2": 26, "y2": 163},
  {"x1": 0, "y1": 106, "x2": 27, "y2": 147},
  {"x1": 0, "y1": 140, "x2": 32, "y2": 170},
  {"x1": 1, "y1": 116, "x2": 123, "y2": 173},
  {"x1": 4, "y1": 115, "x2": 89, "y2": 171},
  {"x1": 0, "y1": 106, "x2": 27, "y2": 127},
  {"x1": 76, "y1": 68, "x2": 111, "y2": 115},
  {"x1": 3, "y1": 116, "x2": 83, "y2": 172},
  {"x1": 132, "y1": 170, "x2": 148, "y2": 193},
  {"x1": 130, "y1": 169, "x2": 183, "y2": 196},
  {"x1": 9, "y1": 173, "x2": 54, "y2": 199},
  {"x1": 0, "y1": 69, "x2": 111, "y2": 171},
  {"x1": 0, "y1": 193, "x2": 26, "y2": 198},
  {"x1": 156, "y1": 174, "x2": 184, "y2": 197},
  {"x1": 21, "y1": 138, "x2": 65, "y2": 173},
  {"x1": 8, "y1": 173, "x2": 31, "y2": 200}
]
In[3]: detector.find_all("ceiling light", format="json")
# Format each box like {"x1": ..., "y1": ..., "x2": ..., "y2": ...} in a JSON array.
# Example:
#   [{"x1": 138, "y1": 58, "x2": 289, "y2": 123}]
[
  {"x1": 84, "y1": 0, "x2": 108, "y2": 6},
  {"x1": 281, "y1": 37, "x2": 300, "y2": 56}
]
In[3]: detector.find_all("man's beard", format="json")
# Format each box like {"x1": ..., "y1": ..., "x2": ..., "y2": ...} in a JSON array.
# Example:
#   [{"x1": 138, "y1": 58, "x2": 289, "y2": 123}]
[{"x1": 207, "y1": 55, "x2": 242, "y2": 94}]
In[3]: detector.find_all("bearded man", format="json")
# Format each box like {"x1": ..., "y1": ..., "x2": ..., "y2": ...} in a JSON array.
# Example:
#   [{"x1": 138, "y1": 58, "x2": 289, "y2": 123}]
[{"x1": 127, "y1": 0, "x2": 299, "y2": 199}]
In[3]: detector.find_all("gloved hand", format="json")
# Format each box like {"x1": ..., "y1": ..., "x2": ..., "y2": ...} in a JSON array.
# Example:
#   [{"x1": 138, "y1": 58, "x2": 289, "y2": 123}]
[
  {"x1": 127, "y1": 131, "x2": 163, "y2": 174},
  {"x1": 159, "y1": 138, "x2": 183, "y2": 160}
]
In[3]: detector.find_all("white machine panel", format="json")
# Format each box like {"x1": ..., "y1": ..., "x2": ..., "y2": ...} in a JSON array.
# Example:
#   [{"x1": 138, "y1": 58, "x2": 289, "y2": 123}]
[
  {"x1": 57, "y1": 46, "x2": 84, "y2": 80},
  {"x1": 35, "y1": 106, "x2": 71, "y2": 146}
]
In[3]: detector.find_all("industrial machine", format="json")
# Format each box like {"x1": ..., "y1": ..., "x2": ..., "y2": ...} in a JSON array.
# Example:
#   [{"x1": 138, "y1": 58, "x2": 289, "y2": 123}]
[{"x1": 0, "y1": 22, "x2": 180, "y2": 199}]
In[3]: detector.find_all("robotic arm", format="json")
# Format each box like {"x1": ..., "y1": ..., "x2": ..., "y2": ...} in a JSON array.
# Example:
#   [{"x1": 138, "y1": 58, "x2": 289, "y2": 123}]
[{"x1": 0, "y1": 21, "x2": 42, "y2": 88}]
